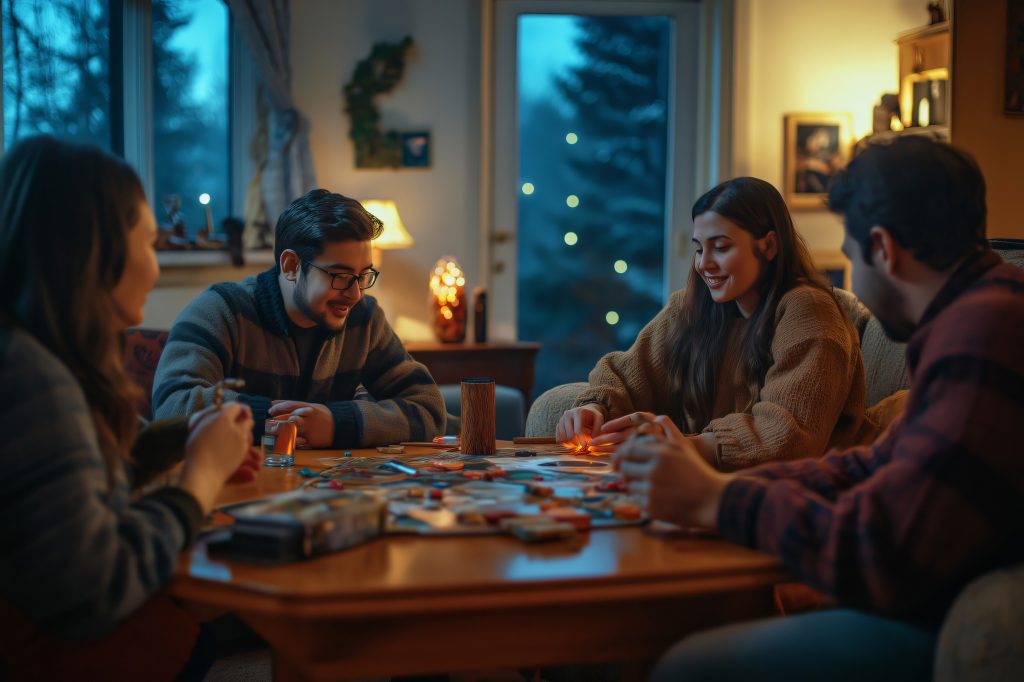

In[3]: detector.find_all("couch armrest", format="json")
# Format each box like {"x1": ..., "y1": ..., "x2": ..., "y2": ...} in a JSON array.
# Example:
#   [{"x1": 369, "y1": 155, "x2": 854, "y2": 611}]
[
  {"x1": 935, "y1": 563, "x2": 1024, "y2": 682},
  {"x1": 525, "y1": 382, "x2": 590, "y2": 437}
]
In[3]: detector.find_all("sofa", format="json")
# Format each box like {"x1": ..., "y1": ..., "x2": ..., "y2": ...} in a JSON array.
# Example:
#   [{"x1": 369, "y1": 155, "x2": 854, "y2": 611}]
[{"x1": 523, "y1": 242, "x2": 1024, "y2": 680}]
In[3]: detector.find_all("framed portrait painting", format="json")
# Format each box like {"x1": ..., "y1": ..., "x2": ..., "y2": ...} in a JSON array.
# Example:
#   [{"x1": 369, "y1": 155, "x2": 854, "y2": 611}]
[{"x1": 783, "y1": 112, "x2": 853, "y2": 210}]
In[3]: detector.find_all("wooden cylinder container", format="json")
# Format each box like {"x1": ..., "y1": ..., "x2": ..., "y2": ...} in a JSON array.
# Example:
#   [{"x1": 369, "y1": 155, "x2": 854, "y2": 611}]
[{"x1": 460, "y1": 379, "x2": 496, "y2": 455}]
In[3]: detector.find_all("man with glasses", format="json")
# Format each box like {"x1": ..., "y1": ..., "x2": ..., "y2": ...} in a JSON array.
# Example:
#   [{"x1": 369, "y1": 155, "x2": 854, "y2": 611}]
[{"x1": 152, "y1": 189, "x2": 445, "y2": 448}]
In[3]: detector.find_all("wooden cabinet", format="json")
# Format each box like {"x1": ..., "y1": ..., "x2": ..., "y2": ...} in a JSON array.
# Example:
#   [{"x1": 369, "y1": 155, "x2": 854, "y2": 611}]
[
  {"x1": 404, "y1": 341, "x2": 541, "y2": 405},
  {"x1": 897, "y1": 22, "x2": 950, "y2": 128}
]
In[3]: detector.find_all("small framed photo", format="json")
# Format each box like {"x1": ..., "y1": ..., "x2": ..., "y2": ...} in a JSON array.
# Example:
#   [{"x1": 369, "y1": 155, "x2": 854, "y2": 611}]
[
  {"x1": 783, "y1": 112, "x2": 853, "y2": 210},
  {"x1": 401, "y1": 131, "x2": 431, "y2": 167}
]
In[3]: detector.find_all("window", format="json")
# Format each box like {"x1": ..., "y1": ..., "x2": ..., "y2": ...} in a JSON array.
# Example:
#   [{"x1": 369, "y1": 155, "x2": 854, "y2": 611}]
[
  {"x1": 152, "y1": 0, "x2": 229, "y2": 235},
  {"x1": 2, "y1": 0, "x2": 111, "y2": 150},
  {"x1": 2, "y1": 0, "x2": 247, "y2": 233}
]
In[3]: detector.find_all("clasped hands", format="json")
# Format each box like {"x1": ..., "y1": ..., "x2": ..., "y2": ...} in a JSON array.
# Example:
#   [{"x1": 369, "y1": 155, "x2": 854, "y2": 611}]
[{"x1": 557, "y1": 405, "x2": 731, "y2": 529}]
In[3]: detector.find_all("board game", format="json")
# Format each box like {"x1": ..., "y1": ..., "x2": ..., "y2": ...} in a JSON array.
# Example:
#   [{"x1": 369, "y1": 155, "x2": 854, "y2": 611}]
[{"x1": 293, "y1": 451, "x2": 644, "y2": 536}]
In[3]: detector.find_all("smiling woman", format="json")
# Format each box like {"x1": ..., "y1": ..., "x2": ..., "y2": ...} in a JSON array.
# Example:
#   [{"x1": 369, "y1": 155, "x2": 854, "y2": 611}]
[{"x1": 558, "y1": 177, "x2": 876, "y2": 472}]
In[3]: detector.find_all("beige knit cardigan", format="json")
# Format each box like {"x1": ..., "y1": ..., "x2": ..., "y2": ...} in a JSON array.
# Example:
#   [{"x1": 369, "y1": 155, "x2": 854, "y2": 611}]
[{"x1": 573, "y1": 284, "x2": 873, "y2": 471}]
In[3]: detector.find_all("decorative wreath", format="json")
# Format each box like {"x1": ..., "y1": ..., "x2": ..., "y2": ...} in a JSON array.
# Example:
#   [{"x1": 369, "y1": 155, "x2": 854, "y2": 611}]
[{"x1": 342, "y1": 36, "x2": 414, "y2": 168}]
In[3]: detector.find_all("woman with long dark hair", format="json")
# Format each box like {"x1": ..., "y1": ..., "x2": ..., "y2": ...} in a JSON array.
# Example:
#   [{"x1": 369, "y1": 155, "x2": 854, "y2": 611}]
[
  {"x1": 0, "y1": 136, "x2": 256, "y2": 680},
  {"x1": 557, "y1": 177, "x2": 871, "y2": 469}
]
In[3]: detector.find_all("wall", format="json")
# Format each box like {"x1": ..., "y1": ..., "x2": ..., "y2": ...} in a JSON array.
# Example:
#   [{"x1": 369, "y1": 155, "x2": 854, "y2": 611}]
[
  {"x1": 291, "y1": 0, "x2": 482, "y2": 340},
  {"x1": 951, "y1": 0, "x2": 1024, "y2": 238},
  {"x1": 732, "y1": 0, "x2": 924, "y2": 253},
  {"x1": 143, "y1": 0, "x2": 482, "y2": 335}
]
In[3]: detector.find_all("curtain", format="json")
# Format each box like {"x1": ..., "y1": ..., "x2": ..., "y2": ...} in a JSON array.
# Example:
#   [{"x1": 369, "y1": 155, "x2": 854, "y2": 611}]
[{"x1": 226, "y1": 0, "x2": 317, "y2": 248}]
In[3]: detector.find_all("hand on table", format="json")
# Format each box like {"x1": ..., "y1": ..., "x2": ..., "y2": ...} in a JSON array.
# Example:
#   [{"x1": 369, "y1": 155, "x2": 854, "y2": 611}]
[
  {"x1": 269, "y1": 400, "x2": 335, "y2": 448},
  {"x1": 555, "y1": 404, "x2": 607, "y2": 447},
  {"x1": 612, "y1": 426, "x2": 732, "y2": 529}
]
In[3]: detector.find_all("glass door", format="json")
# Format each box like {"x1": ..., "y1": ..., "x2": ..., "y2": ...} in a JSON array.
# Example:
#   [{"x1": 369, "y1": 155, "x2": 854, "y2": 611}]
[{"x1": 491, "y1": 0, "x2": 699, "y2": 398}]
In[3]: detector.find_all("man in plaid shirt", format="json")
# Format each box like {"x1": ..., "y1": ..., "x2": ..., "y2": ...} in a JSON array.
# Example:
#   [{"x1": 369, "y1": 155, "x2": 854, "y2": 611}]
[{"x1": 616, "y1": 137, "x2": 1024, "y2": 681}]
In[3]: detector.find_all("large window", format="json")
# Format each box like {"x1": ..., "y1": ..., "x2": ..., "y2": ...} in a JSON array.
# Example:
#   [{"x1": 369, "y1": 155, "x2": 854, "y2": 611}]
[
  {"x1": 2, "y1": 0, "x2": 238, "y2": 233},
  {"x1": 2, "y1": 0, "x2": 112, "y2": 150}
]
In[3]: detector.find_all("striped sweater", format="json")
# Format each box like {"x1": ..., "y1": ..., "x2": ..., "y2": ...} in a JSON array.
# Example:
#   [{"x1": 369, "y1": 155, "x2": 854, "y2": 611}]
[
  {"x1": 718, "y1": 249, "x2": 1024, "y2": 623},
  {"x1": 0, "y1": 325, "x2": 201, "y2": 639},
  {"x1": 152, "y1": 268, "x2": 445, "y2": 446}
]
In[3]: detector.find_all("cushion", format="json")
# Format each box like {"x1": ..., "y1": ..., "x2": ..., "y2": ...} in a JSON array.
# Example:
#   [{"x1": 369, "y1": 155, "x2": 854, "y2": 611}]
[
  {"x1": 123, "y1": 328, "x2": 169, "y2": 420},
  {"x1": 935, "y1": 563, "x2": 1024, "y2": 682}
]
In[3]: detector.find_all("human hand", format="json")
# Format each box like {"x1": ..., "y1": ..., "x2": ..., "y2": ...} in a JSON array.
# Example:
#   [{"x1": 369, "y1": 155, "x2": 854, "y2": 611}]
[
  {"x1": 612, "y1": 427, "x2": 732, "y2": 529},
  {"x1": 589, "y1": 412, "x2": 687, "y2": 453},
  {"x1": 226, "y1": 446, "x2": 261, "y2": 484},
  {"x1": 555, "y1": 404, "x2": 607, "y2": 446},
  {"x1": 180, "y1": 402, "x2": 254, "y2": 513},
  {"x1": 269, "y1": 400, "x2": 335, "y2": 448}
]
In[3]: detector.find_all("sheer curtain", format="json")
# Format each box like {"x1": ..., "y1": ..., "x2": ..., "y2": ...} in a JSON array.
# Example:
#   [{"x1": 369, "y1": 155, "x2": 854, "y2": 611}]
[{"x1": 226, "y1": 0, "x2": 317, "y2": 247}]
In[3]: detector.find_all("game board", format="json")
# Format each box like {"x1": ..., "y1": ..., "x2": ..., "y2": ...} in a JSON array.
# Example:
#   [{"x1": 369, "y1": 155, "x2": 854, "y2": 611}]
[{"x1": 292, "y1": 452, "x2": 644, "y2": 536}]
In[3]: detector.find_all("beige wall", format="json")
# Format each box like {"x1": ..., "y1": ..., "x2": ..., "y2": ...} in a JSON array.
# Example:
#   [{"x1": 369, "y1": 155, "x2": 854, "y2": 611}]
[
  {"x1": 951, "y1": 0, "x2": 1024, "y2": 238},
  {"x1": 143, "y1": 0, "x2": 481, "y2": 335},
  {"x1": 291, "y1": 0, "x2": 482, "y2": 341},
  {"x1": 732, "y1": 0, "x2": 924, "y2": 253}
]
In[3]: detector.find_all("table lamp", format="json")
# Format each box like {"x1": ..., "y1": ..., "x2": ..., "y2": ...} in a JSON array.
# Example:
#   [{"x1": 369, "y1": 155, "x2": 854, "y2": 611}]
[{"x1": 363, "y1": 199, "x2": 414, "y2": 265}]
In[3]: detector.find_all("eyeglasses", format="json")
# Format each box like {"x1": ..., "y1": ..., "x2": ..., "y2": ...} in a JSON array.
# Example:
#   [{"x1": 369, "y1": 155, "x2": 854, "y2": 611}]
[{"x1": 303, "y1": 261, "x2": 380, "y2": 291}]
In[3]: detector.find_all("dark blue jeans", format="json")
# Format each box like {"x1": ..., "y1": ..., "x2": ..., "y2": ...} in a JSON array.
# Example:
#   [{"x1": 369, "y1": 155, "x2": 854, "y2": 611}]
[{"x1": 651, "y1": 609, "x2": 936, "y2": 682}]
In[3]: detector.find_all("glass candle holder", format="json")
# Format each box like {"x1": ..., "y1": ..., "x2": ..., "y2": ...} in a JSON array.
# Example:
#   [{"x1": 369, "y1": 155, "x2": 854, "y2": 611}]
[{"x1": 429, "y1": 256, "x2": 467, "y2": 342}]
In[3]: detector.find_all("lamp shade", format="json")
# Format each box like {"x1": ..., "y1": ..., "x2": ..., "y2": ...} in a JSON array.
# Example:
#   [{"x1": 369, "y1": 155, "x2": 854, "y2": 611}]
[{"x1": 363, "y1": 199, "x2": 414, "y2": 249}]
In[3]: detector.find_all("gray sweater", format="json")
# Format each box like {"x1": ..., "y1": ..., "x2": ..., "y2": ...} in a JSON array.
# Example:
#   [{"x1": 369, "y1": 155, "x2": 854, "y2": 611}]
[
  {"x1": 0, "y1": 325, "x2": 202, "y2": 639},
  {"x1": 152, "y1": 268, "x2": 445, "y2": 446}
]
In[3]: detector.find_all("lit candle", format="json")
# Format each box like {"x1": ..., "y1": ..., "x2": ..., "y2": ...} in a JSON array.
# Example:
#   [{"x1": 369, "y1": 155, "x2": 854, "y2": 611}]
[
  {"x1": 918, "y1": 97, "x2": 930, "y2": 128},
  {"x1": 199, "y1": 193, "x2": 214, "y2": 234}
]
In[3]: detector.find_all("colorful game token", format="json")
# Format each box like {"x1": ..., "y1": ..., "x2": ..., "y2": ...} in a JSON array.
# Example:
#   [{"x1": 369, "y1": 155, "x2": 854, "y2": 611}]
[{"x1": 431, "y1": 459, "x2": 464, "y2": 471}]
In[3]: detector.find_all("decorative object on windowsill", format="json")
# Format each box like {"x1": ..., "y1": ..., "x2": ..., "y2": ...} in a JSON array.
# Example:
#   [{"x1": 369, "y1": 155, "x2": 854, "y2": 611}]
[
  {"x1": 782, "y1": 112, "x2": 853, "y2": 211},
  {"x1": 927, "y1": 1, "x2": 945, "y2": 25},
  {"x1": 1006, "y1": 0, "x2": 1024, "y2": 115},
  {"x1": 343, "y1": 37, "x2": 431, "y2": 168},
  {"x1": 157, "y1": 195, "x2": 188, "y2": 250},
  {"x1": 195, "y1": 193, "x2": 227, "y2": 250},
  {"x1": 430, "y1": 257, "x2": 467, "y2": 343},
  {"x1": 223, "y1": 217, "x2": 245, "y2": 267}
]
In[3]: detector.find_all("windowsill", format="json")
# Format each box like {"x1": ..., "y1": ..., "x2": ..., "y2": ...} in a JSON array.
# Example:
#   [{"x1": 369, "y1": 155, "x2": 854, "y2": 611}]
[
  {"x1": 156, "y1": 249, "x2": 275, "y2": 287},
  {"x1": 157, "y1": 249, "x2": 275, "y2": 268}
]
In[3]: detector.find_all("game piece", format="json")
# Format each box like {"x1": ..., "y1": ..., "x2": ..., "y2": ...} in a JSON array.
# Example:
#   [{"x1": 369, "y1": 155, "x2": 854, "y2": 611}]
[
  {"x1": 543, "y1": 507, "x2": 593, "y2": 531},
  {"x1": 613, "y1": 502, "x2": 643, "y2": 520},
  {"x1": 376, "y1": 445, "x2": 404, "y2": 454},
  {"x1": 431, "y1": 459, "x2": 464, "y2": 471},
  {"x1": 380, "y1": 460, "x2": 417, "y2": 475},
  {"x1": 343, "y1": 451, "x2": 352, "y2": 457},
  {"x1": 514, "y1": 450, "x2": 537, "y2": 457}
]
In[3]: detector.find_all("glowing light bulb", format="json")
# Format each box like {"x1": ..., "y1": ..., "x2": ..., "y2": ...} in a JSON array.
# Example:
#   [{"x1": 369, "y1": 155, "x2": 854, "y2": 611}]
[
  {"x1": 565, "y1": 132, "x2": 578, "y2": 144},
  {"x1": 605, "y1": 311, "x2": 620, "y2": 325},
  {"x1": 564, "y1": 232, "x2": 578, "y2": 246},
  {"x1": 566, "y1": 195, "x2": 580, "y2": 208},
  {"x1": 521, "y1": 182, "x2": 535, "y2": 195},
  {"x1": 614, "y1": 260, "x2": 628, "y2": 274},
  {"x1": 198, "y1": 193, "x2": 211, "y2": 205}
]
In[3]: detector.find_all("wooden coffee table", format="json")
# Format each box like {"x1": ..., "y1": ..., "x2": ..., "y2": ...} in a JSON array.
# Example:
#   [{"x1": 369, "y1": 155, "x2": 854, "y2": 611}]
[{"x1": 173, "y1": 446, "x2": 788, "y2": 681}]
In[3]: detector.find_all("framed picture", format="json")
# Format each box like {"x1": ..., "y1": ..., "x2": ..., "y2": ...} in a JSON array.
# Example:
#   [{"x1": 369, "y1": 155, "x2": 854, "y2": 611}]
[
  {"x1": 783, "y1": 112, "x2": 853, "y2": 210},
  {"x1": 1006, "y1": 0, "x2": 1024, "y2": 115},
  {"x1": 401, "y1": 131, "x2": 431, "y2": 167}
]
